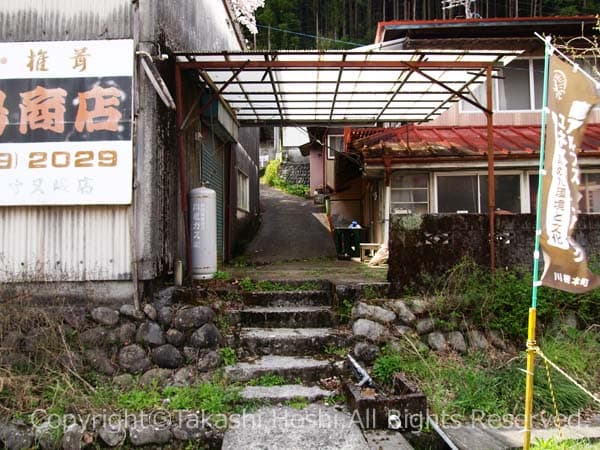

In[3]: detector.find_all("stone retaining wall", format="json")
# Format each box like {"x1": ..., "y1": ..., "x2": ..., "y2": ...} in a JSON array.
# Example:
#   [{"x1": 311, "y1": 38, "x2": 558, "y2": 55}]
[
  {"x1": 278, "y1": 162, "x2": 310, "y2": 186},
  {"x1": 0, "y1": 286, "x2": 231, "y2": 449},
  {"x1": 388, "y1": 214, "x2": 600, "y2": 287},
  {"x1": 349, "y1": 296, "x2": 516, "y2": 367}
]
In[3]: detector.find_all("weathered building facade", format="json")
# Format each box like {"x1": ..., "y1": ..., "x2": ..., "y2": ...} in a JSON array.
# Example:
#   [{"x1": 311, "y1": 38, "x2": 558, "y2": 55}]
[{"x1": 0, "y1": 0, "x2": 260, "y2": 301}]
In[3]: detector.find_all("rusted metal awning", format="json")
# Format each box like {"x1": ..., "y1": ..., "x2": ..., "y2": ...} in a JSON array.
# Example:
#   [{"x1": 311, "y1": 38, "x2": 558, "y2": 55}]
[
  {"x1": 173, "y1": 48, "x2": 521, "y2": 274},
  {"x1": 174, "y1": 49, "x2": 519, "y2": 126}
]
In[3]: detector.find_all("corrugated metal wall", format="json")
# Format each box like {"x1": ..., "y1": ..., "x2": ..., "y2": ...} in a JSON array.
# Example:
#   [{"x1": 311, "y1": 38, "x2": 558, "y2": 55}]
[
  {"x1": 0, "y1": 206, "x2": 131, "y2": 281},
  {"x1": 0, "y1": 0, "x2": 131, "y2": 41},
  {"x1": 201, "y1": 139, "x2": 226, "y2": 263}
]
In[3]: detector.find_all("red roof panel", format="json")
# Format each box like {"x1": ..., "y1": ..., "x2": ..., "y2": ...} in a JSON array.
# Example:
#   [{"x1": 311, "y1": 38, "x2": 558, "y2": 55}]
[{"x1": 349, "y1": 124, "x2": 600, "y2": 160}]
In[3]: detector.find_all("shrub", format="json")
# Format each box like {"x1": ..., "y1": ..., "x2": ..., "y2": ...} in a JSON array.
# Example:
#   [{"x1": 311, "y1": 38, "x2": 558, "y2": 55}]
[{"x1": 262, "y1": 159, "x2": 281, "y2": 186}]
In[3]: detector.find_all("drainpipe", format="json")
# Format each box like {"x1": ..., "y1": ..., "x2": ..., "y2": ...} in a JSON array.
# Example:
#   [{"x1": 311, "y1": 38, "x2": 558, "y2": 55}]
[
  {"x1": 175, "y1": 64, "x2": 192, "y2": 283},
  {"x1": 383, "y1": 158, "x2": 392, "y2": 245},
  {"x1": 486, "y1": 64, "x2": 495, "y2": 271}
]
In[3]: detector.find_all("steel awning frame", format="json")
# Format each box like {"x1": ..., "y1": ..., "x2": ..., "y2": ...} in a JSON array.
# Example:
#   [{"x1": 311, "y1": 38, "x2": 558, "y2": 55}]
[
  {"x1": 173, "y1": 48, "x2": 523, "y2": 276},
  {"x1": 173, "y1": 49, "x2": 521, "y2": 127}
]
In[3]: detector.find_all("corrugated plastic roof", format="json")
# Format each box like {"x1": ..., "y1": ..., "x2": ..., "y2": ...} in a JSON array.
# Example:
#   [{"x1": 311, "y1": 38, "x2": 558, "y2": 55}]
[{"x1": 175, "y1": 49, "x2": 519, "y2": 126}]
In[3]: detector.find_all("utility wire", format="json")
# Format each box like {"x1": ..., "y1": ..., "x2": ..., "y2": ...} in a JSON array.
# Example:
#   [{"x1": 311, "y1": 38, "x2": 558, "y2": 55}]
[{"x1": 256, "y1": 24, "x2": 367, "y2": 48}]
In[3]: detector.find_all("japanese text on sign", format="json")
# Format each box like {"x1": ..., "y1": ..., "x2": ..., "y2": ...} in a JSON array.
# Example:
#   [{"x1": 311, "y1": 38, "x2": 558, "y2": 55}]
[{"x1": 0, "y1": 39, "x2": 134, "y2": 205}]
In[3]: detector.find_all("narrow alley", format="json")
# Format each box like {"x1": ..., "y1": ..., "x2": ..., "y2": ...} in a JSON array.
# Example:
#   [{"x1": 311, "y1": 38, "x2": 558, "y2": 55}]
[{"x1": 245, "y1": 184, "x2": 336, "y2": 265}]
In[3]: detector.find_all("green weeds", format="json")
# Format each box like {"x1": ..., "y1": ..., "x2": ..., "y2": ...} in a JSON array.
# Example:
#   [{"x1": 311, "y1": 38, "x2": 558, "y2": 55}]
[
  {"x1": 262, "y1": 160, "x2": 310, "y2": 198},
  {"x1": 238, "y1": 278, "x2": 319, "y2": 292},
  {"x1": 324, "y1": 345, "x2": 348, "y2": 358},
  {"x1": 220, "y1": 347, "x2": 237, "y2": 366},
  {"x1": 532, "y1": 438, "x2": 600, "y2": 449},
  {"x1": 247, "y1": 373, "x2": 287, "y2": 386},
  {"x1": 285, "y1": 397, "x2": 309, "y2": 410},
  {"x1": 213, "y1": 271, "x2": 231, "y2": 280},
  {"x1": 337, "y1": 298, "x2": 354, "y2": 324},
  {"x1": 372, "y1": 328, "x2": 600, "y2": 420},
  {"x1": 422, "y1": 257, "x2": 600, "y2": 341}
]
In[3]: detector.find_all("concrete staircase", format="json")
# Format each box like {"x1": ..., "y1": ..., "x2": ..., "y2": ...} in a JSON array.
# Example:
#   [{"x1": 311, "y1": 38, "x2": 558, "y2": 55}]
[{"x1": 225, "y1": 283, "x2": 348, "y2": 403}]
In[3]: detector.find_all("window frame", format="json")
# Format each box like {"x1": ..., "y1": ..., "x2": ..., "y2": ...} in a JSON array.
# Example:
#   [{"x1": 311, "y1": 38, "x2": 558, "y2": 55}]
[
  {"x1": 327, "y1": 134, "x2": 344, "y2": 160},
  {"x1": 433, "y1": 170, "x2": 524, "y2": 214},
  {"x1": 460, "y1": 57, "x2": 545, "y2": 114},
  {"x1": 236, "y1": 169, "x2": 250, "y2": 212},
  {"x1": 527, "y1": 169, "x2": 600, "y2": 215},
  {"x1": 390, "y1": 172, "x2": 431, "y2": 215}
]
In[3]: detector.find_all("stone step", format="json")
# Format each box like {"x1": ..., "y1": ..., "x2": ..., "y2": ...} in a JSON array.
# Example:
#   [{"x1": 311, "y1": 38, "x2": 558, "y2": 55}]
[
  {"x1": 364, "y1": 430, "x2": 414, "y2": 450},
  {"x1": 243, "y1": 290, "x2": 331, "y2": 307},
  {"x1": 221, "y1": 405, "x2": 369, "y2": 450},
  {"x1": 239, "y1": 384, "x2": 334, "y2": 403},
  {"x1": 239, "y1": 327, "x2": 347, "y2": 356},
  {"x1": 240, "y1": 306, "x2": 336, "y2": 328},
  {"x1": 225, "y1": 355, "x2": 336, "y2": 383}
]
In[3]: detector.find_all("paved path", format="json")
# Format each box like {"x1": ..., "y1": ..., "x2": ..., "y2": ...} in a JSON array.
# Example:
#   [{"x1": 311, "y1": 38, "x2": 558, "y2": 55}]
[
  {"x1": 245, "y1": 184, "x2": 336, "y2": 264},
  {"x1": 442, "y1": 422, "x2": 600, "y2": 449},
  {"x1": 221, "y1": 405, "x2": 369, "y2": 450}
]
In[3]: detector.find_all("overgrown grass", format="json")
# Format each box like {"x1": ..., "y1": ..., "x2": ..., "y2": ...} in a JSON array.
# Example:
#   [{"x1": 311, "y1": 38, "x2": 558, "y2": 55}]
[
  {"x1": 285, "y1": 397, "x2": 309, "y2": 410},
  {"x1": 372, "y1": 329, "x2": 600, "y2": 420},
  {"x1": 247, "y1": 373, "x2": 287, "y2": 386},
  {"x1": 337, "y1": 298, "x2": 354, "y2": 324},
  {"x1": 238, "y1": 277, "x2": 319, "y2": 292},
  {"x1": 220, "y1": 347, "x2": 237, "y2": 366},
  {"x1": 532, "y1": 438, "x2": 600, "y2": 449},
  {"x1": 324, "y1": 345, "x2": 349, "y2": 358},
  {"x1": 421, "y1": 257, "x2": 600, "y2": 341}
]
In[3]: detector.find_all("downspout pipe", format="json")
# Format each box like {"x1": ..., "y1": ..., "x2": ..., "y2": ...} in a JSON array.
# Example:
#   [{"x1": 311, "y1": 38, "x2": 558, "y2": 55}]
[
  {"x1": 383, "y1": 157, "x2": 392, "y2": 245},
  {"x1": 486, "y1": 64, "x2": 495, "y2": 271},
  {"x1": 175, "y1": 65, "x2": 192, "y2": 283}
]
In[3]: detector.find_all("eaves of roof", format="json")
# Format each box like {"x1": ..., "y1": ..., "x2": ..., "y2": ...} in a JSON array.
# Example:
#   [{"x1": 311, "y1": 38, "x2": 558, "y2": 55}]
[
  {"x1": 349, "y1": 123, "x2": 600, "y2": 161},
  {"x1": 375, "y1": 16, "x2": 598, "y2": 45}
]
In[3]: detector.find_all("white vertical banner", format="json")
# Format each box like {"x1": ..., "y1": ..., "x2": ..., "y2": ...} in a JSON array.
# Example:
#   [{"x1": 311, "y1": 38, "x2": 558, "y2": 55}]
[{"x1": 540, "y1": 54, "x2": 600, "y2": 293}]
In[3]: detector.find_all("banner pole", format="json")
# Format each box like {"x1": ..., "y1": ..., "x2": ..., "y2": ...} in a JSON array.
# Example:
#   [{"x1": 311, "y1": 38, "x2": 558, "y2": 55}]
[{"x1": 523, "y1": 35, "x2": 552, "y2": 450}]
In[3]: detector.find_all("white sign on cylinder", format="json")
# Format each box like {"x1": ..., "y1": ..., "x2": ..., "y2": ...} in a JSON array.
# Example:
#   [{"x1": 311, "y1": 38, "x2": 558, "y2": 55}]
[{"x1": 189, "y1": 186, "x2": 217, "y2": 279}]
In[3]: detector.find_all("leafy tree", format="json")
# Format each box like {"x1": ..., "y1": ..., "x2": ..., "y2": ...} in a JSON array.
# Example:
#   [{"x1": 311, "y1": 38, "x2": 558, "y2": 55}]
[{"x1": 247, "y1": 0, "x2": 597, "y2": 51}]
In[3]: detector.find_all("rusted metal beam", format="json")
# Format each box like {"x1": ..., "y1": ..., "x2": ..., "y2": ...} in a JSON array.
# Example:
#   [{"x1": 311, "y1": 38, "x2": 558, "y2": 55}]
[
  {"x1": 375, "y1": 55, "x2": 425, "y2": 122},
  {"x1": 423, "y1": 67, "x2": 488, "y2": 121},
  {"x1": 486, "y1": 65, "x2": 495, "y2": 272},
  {"x1": 329, "y1": 54, "x2": 346, "y2": 121},
  {"x1": 179, "y1": 63, "x2": 248, "y2": 132},
  {"x1": 234, "y1": 105, "x2": 451, "y2": 110},
  {"x1": 265, "y1": 54, "x2": 285, "y2": 126},
  {"x1": 178, "y1": 60, "x2": 504, "y2": 70},
  {"x1": 224, "y1": 53, "x2": 260, "y2": 121},
  {"x1": 400, "y1": 63, "x2": 493, "y2": 114},
  {"x1": 217, "y1": 79, "x2": 477, "y2": 84}
]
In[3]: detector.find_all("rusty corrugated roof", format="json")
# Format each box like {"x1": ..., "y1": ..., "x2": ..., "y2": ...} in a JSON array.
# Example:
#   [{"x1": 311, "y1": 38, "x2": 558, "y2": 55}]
[{"x1": 349, "y1": 124, "x2": 600, "y2": 159}]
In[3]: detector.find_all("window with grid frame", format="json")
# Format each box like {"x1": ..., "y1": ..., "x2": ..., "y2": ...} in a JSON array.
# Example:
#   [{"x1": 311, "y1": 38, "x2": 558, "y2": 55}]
[
  {"x1": 461, "y1": 57, "x2": 545, "y2": 112},
  {"x1": 237, "y1": 170, "x2": 249, "y2": 212},
  {"x1": 327, "y1": 135, "x2": 344, "y2": 160},
  {"x1": 436, "y1": 172, "x2": 521, "y2": 213},
  {"x1": 391, "y1": 173, "x2": 429, "y2": 214}
]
